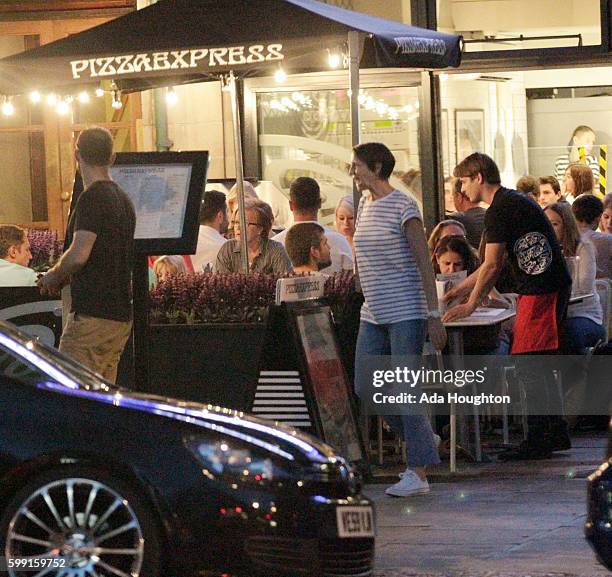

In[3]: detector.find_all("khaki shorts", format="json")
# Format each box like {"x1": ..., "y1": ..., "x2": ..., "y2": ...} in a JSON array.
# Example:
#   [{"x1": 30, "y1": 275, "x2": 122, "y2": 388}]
[{"x1": 59, "y1": 312, "x2": 132, "y2": 384}]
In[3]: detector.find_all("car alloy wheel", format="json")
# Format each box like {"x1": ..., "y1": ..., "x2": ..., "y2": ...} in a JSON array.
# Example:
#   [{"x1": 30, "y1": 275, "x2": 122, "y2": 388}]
[{"x1": 4, "y1": 476, "x2": 146, "y2": 577}]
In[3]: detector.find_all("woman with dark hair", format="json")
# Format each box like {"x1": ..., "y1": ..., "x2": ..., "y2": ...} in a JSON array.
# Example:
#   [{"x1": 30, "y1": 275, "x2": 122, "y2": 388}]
[
  {"x1": 544, "y1": 202, "x2": 604, "y2": 353},
  {"x1": 563, "y1": 163, "x2": 595, "y2": 202},
  {"x1": 432, "y1": 235, "x2": 480, "y2": 276},
  {"x1": 351, "y1": 142, "x2": 446, "y2": 498}
]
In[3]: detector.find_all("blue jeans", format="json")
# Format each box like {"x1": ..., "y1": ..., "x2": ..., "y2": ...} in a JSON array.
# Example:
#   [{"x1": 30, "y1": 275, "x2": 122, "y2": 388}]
[
  {"x1": 355, "y1": 318, "x2": 440, "y2": 468},
  {"x1": 562, "y1": 317, "x2": 606, "y2": 354}
]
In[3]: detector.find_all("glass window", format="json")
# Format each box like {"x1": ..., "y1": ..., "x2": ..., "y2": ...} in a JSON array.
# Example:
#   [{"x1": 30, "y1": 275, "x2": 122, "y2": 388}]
[
  {"x1": 440, "y1": 67, "x2": 611, "y2": 214},
  {"x1": 438, "y1": 0, "x2": 601, "y2": 51},
  {"x1": 257, "y1": 86, "x2": 422, "y2": 227},
  {"x1": 439, "y1": 72, "x2": 529, "y2": 210},
  {"x1": 526, "y1": 77, "x2": 612, "y2": 197}
]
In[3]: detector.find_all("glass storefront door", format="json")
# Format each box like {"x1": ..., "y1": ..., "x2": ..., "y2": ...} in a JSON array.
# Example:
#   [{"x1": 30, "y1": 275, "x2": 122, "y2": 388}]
[{"x1": 246, "y1": 74, "x2": 423, "y2": 228}]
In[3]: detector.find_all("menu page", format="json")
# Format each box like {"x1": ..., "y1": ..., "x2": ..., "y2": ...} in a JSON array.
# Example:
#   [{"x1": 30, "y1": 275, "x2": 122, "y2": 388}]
[{"x1": 110, "y1": 164, "x2": 192, "y2": 239}]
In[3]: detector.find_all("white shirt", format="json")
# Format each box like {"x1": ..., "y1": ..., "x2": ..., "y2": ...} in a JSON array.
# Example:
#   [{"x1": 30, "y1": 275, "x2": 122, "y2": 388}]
[
  {"x1": 272, "y1": 221, "x2": 353, "y2": 274},
  {"x1": 0, "y1": 259, "x2": 38, "y2": 286},
  {"x1": 191, "y1": 225, "x2": 227, "y2": 272},
  {"x1": 354, "y1": 189, "x2": 427, "y2": 324}
]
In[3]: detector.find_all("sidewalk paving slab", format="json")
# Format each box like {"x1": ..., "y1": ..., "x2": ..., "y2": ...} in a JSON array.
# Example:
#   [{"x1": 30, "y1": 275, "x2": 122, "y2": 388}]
[{"x1": 366, "y1": 432, "x2": 609, "y2": 577}]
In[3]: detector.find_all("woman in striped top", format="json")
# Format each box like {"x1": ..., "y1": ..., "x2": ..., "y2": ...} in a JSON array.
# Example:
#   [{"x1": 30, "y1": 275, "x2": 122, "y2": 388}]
[{"x1": 351, "y1": 142, "x2": 447, "y2": 498}]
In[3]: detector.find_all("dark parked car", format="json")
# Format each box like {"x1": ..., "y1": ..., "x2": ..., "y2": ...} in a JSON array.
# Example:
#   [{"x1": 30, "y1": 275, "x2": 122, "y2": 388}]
[
  {"x1": 0, "y1": 321, "x2": 375, "y2": 577},
  {"x1": 585, "y1": 421, "x2": 612, "y2": 570}
]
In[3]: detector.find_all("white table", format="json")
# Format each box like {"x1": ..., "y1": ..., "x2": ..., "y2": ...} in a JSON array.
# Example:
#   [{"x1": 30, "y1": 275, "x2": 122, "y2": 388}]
[{"x1": 444, "y1": 308, "x2": 516, "y2": 472}]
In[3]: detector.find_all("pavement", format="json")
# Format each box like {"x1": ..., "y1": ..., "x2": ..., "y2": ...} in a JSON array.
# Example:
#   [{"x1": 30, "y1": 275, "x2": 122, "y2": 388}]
[{"x1": 364, "y1": 432, "x2": 609, "y2": 577}]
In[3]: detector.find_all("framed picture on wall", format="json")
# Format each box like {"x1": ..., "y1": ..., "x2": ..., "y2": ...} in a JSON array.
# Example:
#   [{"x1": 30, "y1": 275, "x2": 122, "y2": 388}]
[{"x1": 455, "y1": 109, "x2": 485, "y2": 162}]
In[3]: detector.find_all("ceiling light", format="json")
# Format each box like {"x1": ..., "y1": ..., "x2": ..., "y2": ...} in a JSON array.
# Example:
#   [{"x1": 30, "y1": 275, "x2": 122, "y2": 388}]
[
  {"x1": 166, "y1": 88, "x2": 178, "y2": 106},
  {"x1": 2, "y1": 98, "x2": 14, "y2": 116},
  {"x1": 56, "y1": 101, "x2": 70, "y2": 115},
  {"x1": 328, "y1": 52, "x2": 341, "y2": 69}
]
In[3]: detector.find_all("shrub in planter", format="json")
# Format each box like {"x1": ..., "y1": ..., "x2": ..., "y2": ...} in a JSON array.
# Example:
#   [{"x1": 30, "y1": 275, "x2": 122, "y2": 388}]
[
  {"x1": 146, "y1": 271, "x2": 362, "y2": 408},
  {"x1": 149, "y1": 272, "x2": 278, "y2": 325},
  {"x1": 27, "y1": 229, "x2": 63, "y2": 272},
  {"x1": 148, "y1": 270, "x2": 360, "y2": 326}
]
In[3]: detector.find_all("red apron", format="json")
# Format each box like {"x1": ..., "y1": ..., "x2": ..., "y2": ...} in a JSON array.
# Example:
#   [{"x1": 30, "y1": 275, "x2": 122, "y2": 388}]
[{"x1": 511, "y1": 292, "x2": 559, "y2": 354}]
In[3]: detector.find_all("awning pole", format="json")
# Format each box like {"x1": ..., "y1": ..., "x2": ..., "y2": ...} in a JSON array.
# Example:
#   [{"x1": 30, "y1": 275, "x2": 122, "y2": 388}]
[
  {"x1": 348, "y1": 31, "x2": 362, "y2": 200},
  {"x1": 348, "y1": 30, "x2": 362, "y2": 290},
  {"x1": 228, "y1": 70, "x2": 249, "y2": 272}
]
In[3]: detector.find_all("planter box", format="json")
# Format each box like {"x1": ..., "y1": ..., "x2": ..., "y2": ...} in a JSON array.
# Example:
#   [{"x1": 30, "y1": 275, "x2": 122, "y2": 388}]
[{"x1": 145, "y1": 323, "x2": 267, "y2": 412}]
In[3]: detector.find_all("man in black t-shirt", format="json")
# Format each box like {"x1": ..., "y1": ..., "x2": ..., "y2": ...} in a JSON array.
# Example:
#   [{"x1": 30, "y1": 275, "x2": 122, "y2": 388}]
[
  {"x1": 39, "y1": 127, "x2": 136, "y2": 383},
  {"x1": 443, "y1": 153, "x2": 572, "y2": 460}
]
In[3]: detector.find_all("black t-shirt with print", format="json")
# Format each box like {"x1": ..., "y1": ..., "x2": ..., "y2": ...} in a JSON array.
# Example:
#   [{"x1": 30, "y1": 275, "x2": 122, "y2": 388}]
[
  {"x1": 484, "y1": 187, "x2": 571, "y2": 295},
  {"x1": 66, "y1": 180, "x2": 136, "y2": 321}
]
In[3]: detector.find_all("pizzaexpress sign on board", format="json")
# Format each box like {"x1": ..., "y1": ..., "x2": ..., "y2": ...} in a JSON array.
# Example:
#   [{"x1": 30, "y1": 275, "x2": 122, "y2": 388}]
[{"x1": 70, "y1": 43, "x2": 284, "y2": 79}]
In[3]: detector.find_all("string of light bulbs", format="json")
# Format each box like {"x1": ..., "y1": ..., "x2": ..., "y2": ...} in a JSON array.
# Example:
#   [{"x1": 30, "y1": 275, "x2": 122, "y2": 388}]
[{"x1": 0, "y1": 83, "x2": 179, "y2": 117}]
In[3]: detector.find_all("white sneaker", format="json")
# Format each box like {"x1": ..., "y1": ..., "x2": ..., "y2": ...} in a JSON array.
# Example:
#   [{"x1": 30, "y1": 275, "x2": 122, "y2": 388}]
[
  {"x1": 399, "y1": 435, "x2": 441, "y2": 480},
  {"x1": 385, "y1": 469, "x2": 430, "y2": 497}
]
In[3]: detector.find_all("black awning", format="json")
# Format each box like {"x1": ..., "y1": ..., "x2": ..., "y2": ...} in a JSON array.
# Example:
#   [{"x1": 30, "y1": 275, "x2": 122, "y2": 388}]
[{"x1": 0, "y1": 0, "x2": 461, "y2": 95}]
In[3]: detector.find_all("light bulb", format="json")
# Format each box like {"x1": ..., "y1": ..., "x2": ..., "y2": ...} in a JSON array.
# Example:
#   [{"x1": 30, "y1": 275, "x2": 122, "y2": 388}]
[
  {"x1": 29, "y1": 91, "x2": 41, "y2": 103},
  {"x1": 2, "y1": 100, "x2": 14, "y2": 116},
  {"x1": 56, "y1": 101, "x2": 69, "y2": 115},
  {"x1": 46, "y1": 93, "x2": 57, "y2": 106},
  {"x1": 95, "y1": 87, "x2": 105, "y2": 98},
  {"x1": 328, "y1": 52, "x2": 341, "y2": 69},
  {"x1": 111, "y1": 91, "x2": 123, "y2": 109},
  {"x1": 77, "y1": 91, "x2": 90, "y2": 103},
  {"x1": 274, "y1": 68, "x2": 287, "y2": 83},
  {"x1": 166, "y1": 89, "x2": 178, "y2": 106},
  {"x1": 375, "y1": 101, "x2": 388, "y2": 115}
]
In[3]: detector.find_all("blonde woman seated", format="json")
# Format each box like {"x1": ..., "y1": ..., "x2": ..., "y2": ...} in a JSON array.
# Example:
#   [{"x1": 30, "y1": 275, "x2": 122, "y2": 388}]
[
  {"x1": 215, "y1": 198, "x2": 293, "y2": 274},
  {"x1": 334, "y1": 195, "x2": 355, "y2": 254},
  {"x1": 153, "y1": 255, "x2": 187, "y2": 284}
]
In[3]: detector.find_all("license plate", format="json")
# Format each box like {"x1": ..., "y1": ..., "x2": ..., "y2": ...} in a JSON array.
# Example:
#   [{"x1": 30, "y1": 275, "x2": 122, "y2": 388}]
[{"x1": 336, "y1": 506, "x2": 374, "y2": 538}]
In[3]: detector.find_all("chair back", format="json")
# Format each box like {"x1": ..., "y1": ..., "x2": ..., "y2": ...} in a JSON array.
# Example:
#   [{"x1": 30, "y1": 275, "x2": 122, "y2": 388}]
[{"x1": 595, "y1": 279, "x2": 611, "y2": 342}]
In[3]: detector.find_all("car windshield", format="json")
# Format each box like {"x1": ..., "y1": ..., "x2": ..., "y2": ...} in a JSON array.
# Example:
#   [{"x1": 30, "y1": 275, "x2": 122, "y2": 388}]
[{"x1": 0, "y1": 323, "x2": 120, "y2": 393}]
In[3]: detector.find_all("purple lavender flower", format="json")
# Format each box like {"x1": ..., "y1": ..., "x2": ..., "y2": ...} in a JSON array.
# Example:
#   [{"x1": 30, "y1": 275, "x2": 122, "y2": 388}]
[
  {"x1": 27, "y1": 229, "x2": 63, "y2": 272},
  {"x1": 149, "y1": 272, "x2": 357, "y2": 325}
]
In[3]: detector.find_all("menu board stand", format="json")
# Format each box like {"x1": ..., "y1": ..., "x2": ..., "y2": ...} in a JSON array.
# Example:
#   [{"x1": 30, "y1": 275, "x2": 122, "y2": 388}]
[{"x1": 256, "y1": 300, "x2": 366, "y2": 465}]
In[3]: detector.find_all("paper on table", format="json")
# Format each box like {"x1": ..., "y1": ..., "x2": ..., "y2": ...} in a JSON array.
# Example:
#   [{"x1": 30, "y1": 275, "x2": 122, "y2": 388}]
[
  {"x1": 470, "y1": 307, "x2": 507, "y2": 317},
  {"x1": 436, "y1": 270, "x2": 467, "y2": 313}
]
